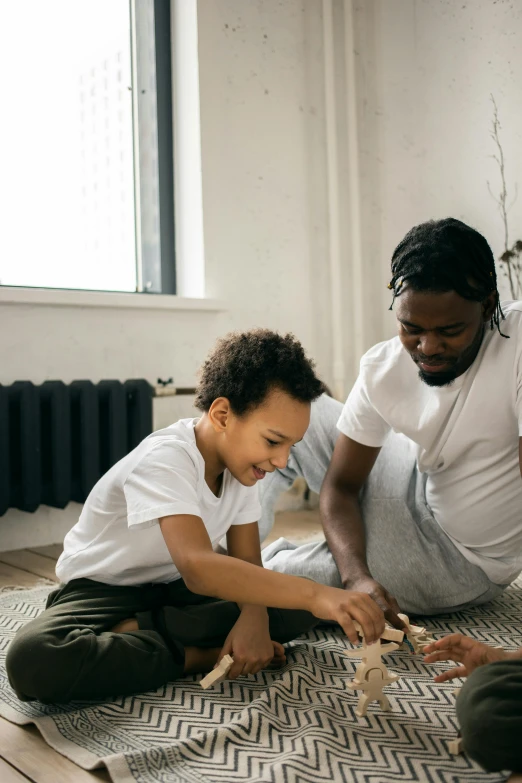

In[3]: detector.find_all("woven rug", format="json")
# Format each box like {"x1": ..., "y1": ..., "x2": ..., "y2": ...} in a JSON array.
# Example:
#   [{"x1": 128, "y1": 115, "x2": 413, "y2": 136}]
[{"x1": 0, "y1": 582, "x2": 520, "y2": 783}]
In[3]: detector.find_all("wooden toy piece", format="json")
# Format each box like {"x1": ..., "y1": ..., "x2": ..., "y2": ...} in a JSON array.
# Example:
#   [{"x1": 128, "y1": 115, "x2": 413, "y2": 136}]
[
  {"x1": 200, "y1": 654, "x2": 234, "y2": 689},
  {"x1": 382, "y1": 625, "x2": 405, "y2": 643},
  {"x1": 345, "y1": 635, "x2": 400, "y2": 717},
  {"x1": 353, "y1": 621, "x2": 404, "y2": 645},
  {"x1": 448, "y1": 735, "x2": 464, "y2": 755},
  {"x1": 397, "y1": 613, "x2": 436, "y2": 653}
]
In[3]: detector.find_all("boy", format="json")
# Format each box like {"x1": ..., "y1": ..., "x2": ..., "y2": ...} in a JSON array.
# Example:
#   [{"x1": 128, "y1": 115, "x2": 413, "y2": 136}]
[{"x1": 6, "y1": 329, "x2": 384, "y2": 703}]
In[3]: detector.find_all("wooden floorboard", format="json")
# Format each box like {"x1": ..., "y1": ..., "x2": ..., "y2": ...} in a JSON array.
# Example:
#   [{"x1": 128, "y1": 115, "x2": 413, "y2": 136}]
[
  {"x1": 0, "y1": 756, "x2": 32, "y2": 782},
  {"x1": 28, "y1": 545, "x2": 63, "y2": 560},
  {"x1": 0, "y1": 718, "x2": 111, "y2": 782},
  {"x1": 0, "y1": 551, "x2": 58, "y2": 583},
  {"x1": 0, "y1": 562, "x2": 47, "y2": 588}
]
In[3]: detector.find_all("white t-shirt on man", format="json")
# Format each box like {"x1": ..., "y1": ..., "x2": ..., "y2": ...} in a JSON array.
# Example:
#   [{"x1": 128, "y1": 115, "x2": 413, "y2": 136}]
[
  {"x1": 337, "y1": 300, "x2": 522, "y2": 585},
  {"x1": 56, "y1": 418, "x2": 262, "y2": 586}
]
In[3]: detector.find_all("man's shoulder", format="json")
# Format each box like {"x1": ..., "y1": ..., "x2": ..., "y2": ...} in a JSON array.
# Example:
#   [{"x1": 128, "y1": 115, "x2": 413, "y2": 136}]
[{"x1": 360, "y1": 336, "x2": 406, "y2": 371}]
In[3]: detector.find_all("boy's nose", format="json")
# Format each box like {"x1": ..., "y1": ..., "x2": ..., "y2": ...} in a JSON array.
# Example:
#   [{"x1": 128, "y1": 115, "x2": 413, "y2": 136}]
[{"x1": 270, "y1": 452, "x2": 288, "y2": 470}]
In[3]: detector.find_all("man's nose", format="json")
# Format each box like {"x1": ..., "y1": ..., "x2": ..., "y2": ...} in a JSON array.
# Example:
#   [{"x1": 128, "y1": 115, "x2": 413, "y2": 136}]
[{"x1": 419, "y1": 332, "x2": 444, "y2": 356}]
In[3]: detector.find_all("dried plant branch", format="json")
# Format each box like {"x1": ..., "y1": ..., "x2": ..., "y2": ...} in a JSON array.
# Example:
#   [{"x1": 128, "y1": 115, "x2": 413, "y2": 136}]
[{"x1": 488, "y1": 95, "x2": 521, "y2": 299}]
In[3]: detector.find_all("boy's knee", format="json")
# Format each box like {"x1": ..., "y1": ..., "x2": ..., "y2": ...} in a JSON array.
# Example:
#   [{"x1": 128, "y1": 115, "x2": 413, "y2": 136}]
[
  {"x1": 457, "y1": 661, "x2": 522, "y2": 772},
  {"x1": 269, "y1": 609, "x2": 317, "y2": 643},
  {"x1": 6, "y1": 625, "x2": 84, "y2": 703}
]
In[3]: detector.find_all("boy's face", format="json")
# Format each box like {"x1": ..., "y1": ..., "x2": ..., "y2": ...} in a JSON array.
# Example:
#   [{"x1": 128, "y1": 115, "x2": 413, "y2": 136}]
[{"x1": 218, "y1": 388, "x2": 311, "y2": 487}]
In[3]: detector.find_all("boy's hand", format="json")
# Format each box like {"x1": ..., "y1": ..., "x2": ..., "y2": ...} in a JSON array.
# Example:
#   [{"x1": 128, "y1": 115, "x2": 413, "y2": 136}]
[
  {"x1": 344, "y1": 576, "x2": 404, "y2": 630},
  {"x1": 309, "y1": 585, "x2": 385, "y2": 644},
  {"x1": 423, "y1": 633, "x2": 511, "y2": 682},
  {"x1": 218, "y1": 607, "x2": 285, "y2": 679}
]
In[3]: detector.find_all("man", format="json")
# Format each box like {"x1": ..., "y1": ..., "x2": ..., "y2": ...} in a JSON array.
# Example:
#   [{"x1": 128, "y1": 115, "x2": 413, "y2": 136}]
[{"x1": 261, "y1": 218, "x2": 522, "y2": 623}]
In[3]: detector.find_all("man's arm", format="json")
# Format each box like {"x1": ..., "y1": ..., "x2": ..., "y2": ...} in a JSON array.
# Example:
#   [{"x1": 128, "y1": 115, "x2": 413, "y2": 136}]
[{"x1": 320, "y1": 434, "x2": 404, "y2": 627}]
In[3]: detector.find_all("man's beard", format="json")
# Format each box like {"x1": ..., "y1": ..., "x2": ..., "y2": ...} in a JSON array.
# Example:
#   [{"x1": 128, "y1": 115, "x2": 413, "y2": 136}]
[{"x1": 417, "y1": 367, "x2": 458, "y2": 387}]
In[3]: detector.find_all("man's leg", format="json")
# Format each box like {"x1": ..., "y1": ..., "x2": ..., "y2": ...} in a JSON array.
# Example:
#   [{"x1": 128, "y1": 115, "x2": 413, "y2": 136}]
[
  {"x1": 6, "y1": 579, "x2": 180, "y2": 702},
  {"x1": 262, "y1": 398, "x2": 504, "y2": 615},
  {"x1": 457, "y1": 660, "x2": 522, "y2": 772},
  {"x1": 258, "y1": 393, "x2": 343, "y2": 542}
]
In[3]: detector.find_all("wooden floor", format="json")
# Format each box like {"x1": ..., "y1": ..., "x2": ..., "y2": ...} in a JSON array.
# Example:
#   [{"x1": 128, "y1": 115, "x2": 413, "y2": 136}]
[{"x1": 0, "y1": 510, "x2": 322, "y2": 783}]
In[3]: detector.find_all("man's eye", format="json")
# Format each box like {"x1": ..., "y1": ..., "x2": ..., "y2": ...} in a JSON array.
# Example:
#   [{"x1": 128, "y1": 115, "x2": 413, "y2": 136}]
[{"x1": 440, "y1": 330, "x2": 463, "y2": 338}]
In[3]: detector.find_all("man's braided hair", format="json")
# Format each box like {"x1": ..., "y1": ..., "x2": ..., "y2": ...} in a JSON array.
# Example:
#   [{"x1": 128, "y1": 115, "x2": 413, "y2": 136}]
[{"x1": 387, "y1": 218, "x2": 507, "y2": 337}]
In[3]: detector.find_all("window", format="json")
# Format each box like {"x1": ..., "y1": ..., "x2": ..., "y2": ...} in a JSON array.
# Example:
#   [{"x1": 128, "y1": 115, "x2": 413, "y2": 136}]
[{"x1": 0, "y1": 0, "x2": 175, "y2": 294}]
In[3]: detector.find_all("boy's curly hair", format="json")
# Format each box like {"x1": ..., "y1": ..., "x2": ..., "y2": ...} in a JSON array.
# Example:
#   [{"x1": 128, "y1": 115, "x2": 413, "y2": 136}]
[{"x1": 194, "y1": 329, "x2": 325, "y2": 415}]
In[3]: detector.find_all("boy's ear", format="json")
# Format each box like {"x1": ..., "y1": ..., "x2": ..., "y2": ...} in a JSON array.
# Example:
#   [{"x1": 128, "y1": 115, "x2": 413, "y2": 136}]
[{"x1": 208, "y1": 397, "x2": 232, "y2": 433}]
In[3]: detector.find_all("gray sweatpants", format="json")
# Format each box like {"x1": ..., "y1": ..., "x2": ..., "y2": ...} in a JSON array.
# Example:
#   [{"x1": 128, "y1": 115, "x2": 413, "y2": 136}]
[{"x1": 260, "y1": 394, "x2": 506, "y2": 616}]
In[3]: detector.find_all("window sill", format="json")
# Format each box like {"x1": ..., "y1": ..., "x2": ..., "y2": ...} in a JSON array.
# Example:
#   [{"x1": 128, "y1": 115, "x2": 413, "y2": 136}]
[{"x1": 0, "y1": 287, "x2": 225, "y2": 312}]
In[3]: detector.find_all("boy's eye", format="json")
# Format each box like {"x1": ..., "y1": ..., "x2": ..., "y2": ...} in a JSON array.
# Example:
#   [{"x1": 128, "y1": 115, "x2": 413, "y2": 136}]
[{"x1": 265, "y1": 438, "x2": 280, "y2": 446}]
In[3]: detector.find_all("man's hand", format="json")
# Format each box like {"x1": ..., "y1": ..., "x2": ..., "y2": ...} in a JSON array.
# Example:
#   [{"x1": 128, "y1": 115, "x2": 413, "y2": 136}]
[
  {"x1": 309, "y1": 584, "x2": 385, "y2": 643},
  {"x1": 423, "y1": 633, "x2": 514, "y2": 682},
  {"x1": 345, "y1": 576, "x2": 404, "y2": 629},
  {"x1": 217, "y1": 607, "x2": 285, "y2": 679}
]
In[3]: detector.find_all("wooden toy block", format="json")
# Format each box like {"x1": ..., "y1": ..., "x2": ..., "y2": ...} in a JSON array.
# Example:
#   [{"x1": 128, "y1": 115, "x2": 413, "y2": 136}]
[
  {"x1": 353, "y1": 621, "x2": 404, "y2": 645},
  {"x1": 345, "y1": 633, "x2": 400, "y2": 716},
  {"x1": 448, "y1": 736, "x2": 464, "y2": 755},
  {"x1": 397, "y1": 613, "x2": 435, "y2": 653},
  {"x1": 200, "y1": 654, "x2": 234, "y2": 689},
  {"x1": 382, "y1": 625, "x2": 405, "y2": 643}
]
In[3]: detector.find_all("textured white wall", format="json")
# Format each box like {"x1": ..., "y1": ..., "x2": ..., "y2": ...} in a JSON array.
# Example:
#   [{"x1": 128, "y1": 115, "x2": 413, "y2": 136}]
[{"x1": 353, "y1": 0, "x2": 522, "y2": 330}]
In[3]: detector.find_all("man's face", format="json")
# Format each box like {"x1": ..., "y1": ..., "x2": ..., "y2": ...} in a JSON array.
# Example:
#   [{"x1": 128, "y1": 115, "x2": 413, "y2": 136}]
[{"x1": 395, "y1": 288, "x2": 492, "y2": 387}]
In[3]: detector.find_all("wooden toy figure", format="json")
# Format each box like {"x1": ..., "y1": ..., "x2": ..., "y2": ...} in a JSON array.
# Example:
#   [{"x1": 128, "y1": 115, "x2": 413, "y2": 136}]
[
  {"x1": 397, "y1": 613, "x2": 436, "y2": 653},
  {"x1": 345, "y1": 635, "x2": 401, "y2": 717}
]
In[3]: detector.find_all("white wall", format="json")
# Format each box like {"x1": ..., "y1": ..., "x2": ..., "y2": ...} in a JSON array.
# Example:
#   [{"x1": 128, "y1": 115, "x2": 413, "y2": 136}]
[{"x1": 353, "y1": 0, "x2": 522, "y2": 331}]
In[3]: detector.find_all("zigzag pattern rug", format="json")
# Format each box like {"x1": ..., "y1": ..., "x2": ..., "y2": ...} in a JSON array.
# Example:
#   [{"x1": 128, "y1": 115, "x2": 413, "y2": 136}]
[{"x1": 0, "y1": 581, "x2": 520, "y2": 783}]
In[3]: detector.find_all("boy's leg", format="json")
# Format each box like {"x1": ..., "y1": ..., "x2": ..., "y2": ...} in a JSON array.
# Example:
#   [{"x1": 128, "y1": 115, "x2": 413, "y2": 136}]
[
  {"x1": 261, "y1": 396, "x2": 504, "y2": 615},
  {"x1": 6, "y1": 579, "x2": 182, "y2": 703},
  {"x1": 457, "y1": 660, "x2": 522, "y2": 772},
  {"x1": 149, "y1": 580, "x2": 317, "y2": 654}
]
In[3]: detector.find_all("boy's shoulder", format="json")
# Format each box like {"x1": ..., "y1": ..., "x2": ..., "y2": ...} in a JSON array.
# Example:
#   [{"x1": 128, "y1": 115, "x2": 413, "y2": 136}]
[{"x1": 126, "y1": 418, "x2": 203, "y2": 480}]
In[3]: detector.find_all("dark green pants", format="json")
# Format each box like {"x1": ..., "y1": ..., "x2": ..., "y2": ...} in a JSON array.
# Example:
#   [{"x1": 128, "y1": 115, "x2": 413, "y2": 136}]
[
  {"x1": 457, "y1": 659, "x2": 522, "y2": 772},
  {"x1": 6, "y1": 578, "x2": 317, "y2": 704}
]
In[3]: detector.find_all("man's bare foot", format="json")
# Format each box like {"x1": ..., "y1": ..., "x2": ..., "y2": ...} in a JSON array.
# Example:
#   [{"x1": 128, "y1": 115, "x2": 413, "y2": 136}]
[{"x1": 112, "y1": 618, "x2": 139, "y2": 633}]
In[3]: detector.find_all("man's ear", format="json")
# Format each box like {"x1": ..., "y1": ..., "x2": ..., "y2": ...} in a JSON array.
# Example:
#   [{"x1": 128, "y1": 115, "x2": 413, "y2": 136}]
[
  {"x1": 208, "y1": 397, "x2": 232, "y2": 434},
  {"x1": 482, "y1": 291, "x2": 498, "y2": 322}
]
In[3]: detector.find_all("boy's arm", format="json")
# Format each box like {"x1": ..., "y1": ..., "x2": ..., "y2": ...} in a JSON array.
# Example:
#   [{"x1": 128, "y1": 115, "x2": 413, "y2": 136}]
[
  {"x1": 159, "y1": 513, "x2": 385, "y2": 644},
  {"x1": 225, "y1": 522, "x2": 267, "y2": 614}
]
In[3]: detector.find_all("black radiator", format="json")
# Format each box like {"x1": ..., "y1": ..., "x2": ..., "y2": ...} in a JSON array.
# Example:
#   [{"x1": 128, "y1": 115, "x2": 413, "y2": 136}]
[{"x1": 0, "y1": 380, "x2": 153, "y2": 516}]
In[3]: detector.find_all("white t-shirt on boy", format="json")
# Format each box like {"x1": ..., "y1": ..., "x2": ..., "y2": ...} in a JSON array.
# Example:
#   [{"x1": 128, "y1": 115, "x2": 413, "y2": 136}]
[{"x1": 56, "y1": 418, "x2": 262, "y2": 586}]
